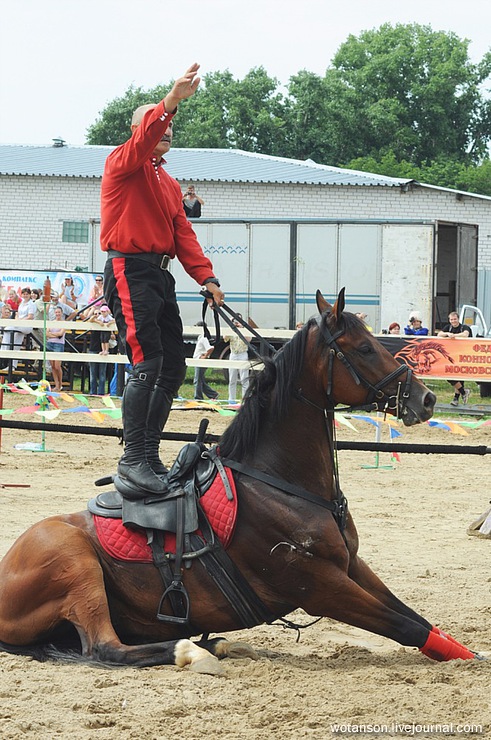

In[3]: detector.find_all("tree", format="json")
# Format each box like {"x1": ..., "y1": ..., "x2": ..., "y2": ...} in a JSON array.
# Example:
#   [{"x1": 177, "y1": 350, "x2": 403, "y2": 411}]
[
  {"x1": 346, "y1": 153, "x2": 491, "y2": 197},
  {"x1": 317, "y1": 24, "x2": 491, "y2": 166},
  {"x1": 86, "y1": 25, "x2": 491, "y2": 173},
  {"x1": 86, "y1": 85, "x2": 168, "y2": 145},
  {"x1": 86, "y1": 68, "x2": 287, "y2": 153}
]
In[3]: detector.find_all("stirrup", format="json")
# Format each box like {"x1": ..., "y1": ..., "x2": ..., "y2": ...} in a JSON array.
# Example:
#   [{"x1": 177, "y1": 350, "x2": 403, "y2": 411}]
[{"x1": 156, "y1": 581, "x2": 191, "y2": 625}]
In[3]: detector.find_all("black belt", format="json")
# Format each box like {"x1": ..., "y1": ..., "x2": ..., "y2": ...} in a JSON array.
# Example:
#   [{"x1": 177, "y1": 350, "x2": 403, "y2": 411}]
[{"x1": 107, "y1": 250, "x2": 171, "y2": 270}]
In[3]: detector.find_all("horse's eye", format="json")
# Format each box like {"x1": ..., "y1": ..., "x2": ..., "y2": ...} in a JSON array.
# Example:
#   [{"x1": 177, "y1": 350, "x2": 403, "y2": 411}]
[{"x1": 357, "y1": 344, "x2": 373, "y2": 355}]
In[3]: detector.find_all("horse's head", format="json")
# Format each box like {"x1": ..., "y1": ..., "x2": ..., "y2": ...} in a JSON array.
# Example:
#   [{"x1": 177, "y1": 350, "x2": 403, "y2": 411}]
[{"x1": 311, "y1": 289, "x2": 435, "y2": 425}]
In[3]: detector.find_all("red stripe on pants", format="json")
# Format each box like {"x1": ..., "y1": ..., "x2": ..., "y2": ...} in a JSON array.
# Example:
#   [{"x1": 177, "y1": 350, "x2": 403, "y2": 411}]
[{"x1": 112, "y1": 257, "x2": 144, "y2": 365}]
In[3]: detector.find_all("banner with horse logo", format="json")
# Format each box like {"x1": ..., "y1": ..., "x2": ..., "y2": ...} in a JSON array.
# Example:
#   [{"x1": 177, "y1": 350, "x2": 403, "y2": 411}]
[{"x1": 378, "y1": 336, "x2": 491, "y2": 380}]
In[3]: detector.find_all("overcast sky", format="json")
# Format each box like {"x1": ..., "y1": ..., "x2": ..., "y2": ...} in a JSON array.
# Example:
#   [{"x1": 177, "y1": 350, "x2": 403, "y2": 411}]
[{"x1": 1, "y1": 0, "x2": 490, "y2": 147}]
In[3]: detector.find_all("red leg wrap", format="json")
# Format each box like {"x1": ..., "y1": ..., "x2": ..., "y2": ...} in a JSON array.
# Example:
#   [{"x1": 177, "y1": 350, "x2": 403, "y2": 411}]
[
  {"x1": 431, "y1": 625, "x2": 464, "y2": 646},
  {"x1": 420, "y1": 628, "x2": 475, "y2": 661}
]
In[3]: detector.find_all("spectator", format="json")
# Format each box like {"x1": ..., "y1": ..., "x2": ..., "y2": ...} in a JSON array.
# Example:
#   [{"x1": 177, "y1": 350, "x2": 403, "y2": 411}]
[
  {"x1": 388, "y1": 322, "x2": 401, "y2": 335},
  {"x1": 83, "y1": 276, "x2": 105, "y2": 319},
  {"x1": 225, "y1": 315, "x2": 250, "y2": 404},
  {"x1": 437, "y1": 311, "x2": 472, "y2": 406},
  {"x1": 404, "y1": 312, "x2": 429, "y2": 336},
  {"x1": 356, "y1": 312, "x2": 373, "y2": 332},
  {"x1": 182, "y1": 184, "x2": 204, "y2": 219},
  {"x1": 93, "y1": 305, "x2": 115, "y2": 355},
  {"x1": 6, "y1": 289, "x2": 20, "y2": 315},
  {"x1": 88, "y1": 309, "x2": 109, "y2": 395},
  {"x1": 0, "y1": 304, "x2": 14, "y2": 369},
  {"x1": 100, "y1": 63, "x2": 224, "y2": 493},
  {"x1": 192, "y1": 323, "x2": 218, "y2": 400},
  {"x1": 31, "y1": 288, "x2": 45, "y2": 346},
  {"x1": 0, "y1": 280, "x2": 7, "y2": 304},
  {"x1": 12, "y1": 287, "x2": 35, "y2": 369},
  {"x1": 45, "y1": 305, "x2": 66, "y2": 391},
  {"x1": 49, "y1": 292, "x2": 76, "y2": 320},
  {"x1": 59, "y1": 275, "x2": 80, "y2": 310}
]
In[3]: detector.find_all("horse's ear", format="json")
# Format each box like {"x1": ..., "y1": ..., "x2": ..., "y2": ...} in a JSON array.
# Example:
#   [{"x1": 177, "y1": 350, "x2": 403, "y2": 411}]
[
  {"x1": 332, "y1": 288, "x2": 346, "y2": 320},
  {"x1": 316, "y1": 290, "x2": 333, "y2": 315}
]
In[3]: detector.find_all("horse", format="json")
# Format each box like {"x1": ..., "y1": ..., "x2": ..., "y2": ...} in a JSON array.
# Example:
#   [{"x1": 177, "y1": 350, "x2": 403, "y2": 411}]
[{"x1": 0, "y1": 289, "x2": 480, "y2": 674}]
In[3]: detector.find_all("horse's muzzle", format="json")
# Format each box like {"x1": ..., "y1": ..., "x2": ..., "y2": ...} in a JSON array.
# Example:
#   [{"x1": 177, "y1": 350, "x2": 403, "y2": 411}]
[{"x1": 401, "y1": 388, "x2": 436, "y2": 426}]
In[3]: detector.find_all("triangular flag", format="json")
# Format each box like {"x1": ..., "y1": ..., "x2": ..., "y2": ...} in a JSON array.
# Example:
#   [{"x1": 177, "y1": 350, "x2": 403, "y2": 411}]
[
  {"x1": 334, "y1": 413, "x2": 358, "y2": 431},
  {"x1": 35, "y1": 409, "x2": 61, "y2": 420},
  {"x1": 101, "y1": 396, "x2": 116, "y2": 408}
]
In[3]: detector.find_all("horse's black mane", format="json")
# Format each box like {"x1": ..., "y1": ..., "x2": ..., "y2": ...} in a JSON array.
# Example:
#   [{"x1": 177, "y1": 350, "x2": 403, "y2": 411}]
[{"x1": 218, "y1": 310, "x2": 363, "y2": 460}]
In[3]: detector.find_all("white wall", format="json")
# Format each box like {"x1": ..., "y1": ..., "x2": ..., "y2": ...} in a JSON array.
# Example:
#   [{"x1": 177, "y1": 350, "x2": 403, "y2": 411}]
[{"x1": 1, "y1": 176, "x2": 490, "y2": 271}]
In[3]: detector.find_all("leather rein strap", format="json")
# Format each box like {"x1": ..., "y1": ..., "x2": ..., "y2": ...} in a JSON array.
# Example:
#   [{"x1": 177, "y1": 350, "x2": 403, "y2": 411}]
[{"x1": 200, "y1": 292, "x2": 276, "y2": 360}]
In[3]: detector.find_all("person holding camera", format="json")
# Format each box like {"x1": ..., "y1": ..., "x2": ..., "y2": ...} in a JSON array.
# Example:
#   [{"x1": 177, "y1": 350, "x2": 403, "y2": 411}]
[{"x1": 182, "y1": 184, "x2": 204, "y2": 219}]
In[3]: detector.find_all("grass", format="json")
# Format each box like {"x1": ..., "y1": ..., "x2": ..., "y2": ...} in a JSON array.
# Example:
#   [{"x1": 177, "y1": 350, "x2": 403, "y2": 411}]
[{"x1": 423, "y1": 379, "x2": 491, "y2": 414}]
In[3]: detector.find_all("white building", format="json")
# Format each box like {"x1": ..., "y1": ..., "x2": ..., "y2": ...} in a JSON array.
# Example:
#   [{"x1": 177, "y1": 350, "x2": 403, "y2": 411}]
[{"x1": 1, "y1": 144, "x2": 490, "y2": 330}]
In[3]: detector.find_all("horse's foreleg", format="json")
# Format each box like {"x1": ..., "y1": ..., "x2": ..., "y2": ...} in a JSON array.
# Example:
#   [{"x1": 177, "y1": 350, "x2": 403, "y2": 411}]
[
  {"x1": 348, "y1": 555, "x2": 432, "y2": 629},
  {"x1": 347, "y1": 555, "x2": 477, "y2": 660},
  {"x1": 301, "y1": 567, "x2": 476, "y2": 661}
]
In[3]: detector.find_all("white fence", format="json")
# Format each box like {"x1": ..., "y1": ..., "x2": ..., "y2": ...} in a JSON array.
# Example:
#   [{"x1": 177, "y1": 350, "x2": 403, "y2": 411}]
[{"x1": 0, "y1": 320, "x2": 296, "y2": 369}]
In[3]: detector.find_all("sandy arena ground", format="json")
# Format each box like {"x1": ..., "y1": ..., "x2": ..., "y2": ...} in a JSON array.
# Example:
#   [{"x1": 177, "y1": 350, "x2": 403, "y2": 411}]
[{"x1": 0, "y1": 396, "x2": 490, "y2": 739}]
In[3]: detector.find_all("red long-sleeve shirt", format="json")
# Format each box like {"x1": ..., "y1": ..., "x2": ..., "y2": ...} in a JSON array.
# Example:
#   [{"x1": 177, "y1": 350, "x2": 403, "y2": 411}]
[{"x1": 100, "y1": 101, "x2": 216, "y2": 286}]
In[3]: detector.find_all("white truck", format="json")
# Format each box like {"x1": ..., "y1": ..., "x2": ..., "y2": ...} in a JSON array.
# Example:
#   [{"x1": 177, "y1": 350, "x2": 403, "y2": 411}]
[
  {"x1": 171, "y1": 218, "x2": 479, "y2": 335},
  {"x1": 459, "y1": 305, "x2": 491, "y2": 397}
]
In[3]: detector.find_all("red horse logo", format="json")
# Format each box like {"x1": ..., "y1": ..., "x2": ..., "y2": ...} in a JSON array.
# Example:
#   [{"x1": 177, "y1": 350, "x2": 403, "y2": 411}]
[{"x1": 394, "y1": 340, "x2": 454, "y2": 374}]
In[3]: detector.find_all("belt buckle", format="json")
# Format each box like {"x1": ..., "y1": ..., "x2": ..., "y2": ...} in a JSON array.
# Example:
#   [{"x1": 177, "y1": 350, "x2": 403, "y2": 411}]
[{"x1": 160, "y1": 254, "x2": 170, "y2": 270}]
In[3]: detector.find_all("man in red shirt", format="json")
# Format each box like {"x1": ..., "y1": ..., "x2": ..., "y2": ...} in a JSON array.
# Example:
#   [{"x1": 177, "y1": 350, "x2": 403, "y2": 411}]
[{"x1": 101, "y1": 63, "x2": 224, "y2": 494}]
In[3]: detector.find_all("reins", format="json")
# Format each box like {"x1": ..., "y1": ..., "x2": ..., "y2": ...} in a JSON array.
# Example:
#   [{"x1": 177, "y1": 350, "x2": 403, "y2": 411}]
[
  {"x1": 199, "y1": 296, "x2": 413, "y2": 537},
  {"x1": 200, "y1": 291, "x2": 276, "y2": 360}
]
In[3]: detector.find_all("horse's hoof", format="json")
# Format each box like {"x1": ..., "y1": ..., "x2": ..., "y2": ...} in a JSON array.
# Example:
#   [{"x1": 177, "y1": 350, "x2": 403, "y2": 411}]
[
  {"x1": 189, "y1": 656, "x2": 225, "y2": 677},
  {"x1": 214, "y1": 639, "x2": 259, "y2": 661}
]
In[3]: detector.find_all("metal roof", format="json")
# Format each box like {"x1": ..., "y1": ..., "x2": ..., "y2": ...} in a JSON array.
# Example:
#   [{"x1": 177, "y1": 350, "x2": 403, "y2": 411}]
[{"x1": 0, "y1": 143, "x2": 413, "y2": 187}]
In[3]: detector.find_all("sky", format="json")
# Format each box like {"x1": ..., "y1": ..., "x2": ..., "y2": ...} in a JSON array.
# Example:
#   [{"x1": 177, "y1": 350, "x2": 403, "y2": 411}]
[{"x1": 1, "y1": 0, "x2": 490, "y2": 147}]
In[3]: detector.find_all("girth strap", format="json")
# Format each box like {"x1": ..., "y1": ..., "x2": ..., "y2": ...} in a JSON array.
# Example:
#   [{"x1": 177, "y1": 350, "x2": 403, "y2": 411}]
[{"x1": 190, "y1": 506, "x2": 277, "y2": 628}]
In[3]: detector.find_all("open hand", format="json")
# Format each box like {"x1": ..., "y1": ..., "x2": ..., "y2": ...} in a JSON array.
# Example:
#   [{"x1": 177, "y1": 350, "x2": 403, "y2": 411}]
[{"x1": 165, "y1": 63, "x2": 201, "y2": 110}]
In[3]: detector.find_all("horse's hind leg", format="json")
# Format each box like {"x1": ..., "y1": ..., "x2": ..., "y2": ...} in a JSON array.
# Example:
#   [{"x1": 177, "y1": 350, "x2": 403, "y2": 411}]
[{"x1": 0, "y1": 520, "x2": 223, "y2": 673}]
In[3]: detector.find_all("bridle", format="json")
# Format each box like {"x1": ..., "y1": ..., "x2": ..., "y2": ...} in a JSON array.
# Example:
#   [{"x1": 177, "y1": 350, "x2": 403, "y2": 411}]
[{"x1": 301, "y1": 314, "x2": 414, "y2": 418}]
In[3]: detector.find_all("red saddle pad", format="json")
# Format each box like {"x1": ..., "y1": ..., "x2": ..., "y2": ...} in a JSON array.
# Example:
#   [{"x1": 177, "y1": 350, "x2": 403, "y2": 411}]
[{"x1": 94, "y1": 468, "x2": 237, "y2": 563}]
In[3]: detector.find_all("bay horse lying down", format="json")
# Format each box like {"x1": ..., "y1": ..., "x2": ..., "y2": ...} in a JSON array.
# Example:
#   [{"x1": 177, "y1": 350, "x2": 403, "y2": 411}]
[{"x1": 0, "y1": 290, "x2": 481, "y2": 673}]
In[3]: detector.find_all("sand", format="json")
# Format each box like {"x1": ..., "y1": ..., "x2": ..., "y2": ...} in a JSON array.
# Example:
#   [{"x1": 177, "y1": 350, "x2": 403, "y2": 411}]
[{"x1": 0, "y1": 398, "x2": 490, "y2": 740}]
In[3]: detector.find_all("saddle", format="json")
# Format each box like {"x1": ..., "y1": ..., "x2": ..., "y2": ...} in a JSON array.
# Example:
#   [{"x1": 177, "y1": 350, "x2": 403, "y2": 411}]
[
  {"x1": 88, "y1": 419, "x2": 233, "y2": 532},
  {"x1": 88, "y1": 419, "x2": 239, "y2": 627}
]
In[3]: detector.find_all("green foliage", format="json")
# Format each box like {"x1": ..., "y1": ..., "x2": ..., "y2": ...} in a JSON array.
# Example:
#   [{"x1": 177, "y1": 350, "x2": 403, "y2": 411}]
[
  {"x1": 323, "y1": 23, "x2": 491, "y2": 165},
  {"x1": 86, "y1": 23, "x2": 491, "y2": 182},
  {"x1": 86, "y1": 84, "x2": 169, "y2": 145},
  {"x1": 346, "y1": 153, "x2": 491, "y2": 196}
]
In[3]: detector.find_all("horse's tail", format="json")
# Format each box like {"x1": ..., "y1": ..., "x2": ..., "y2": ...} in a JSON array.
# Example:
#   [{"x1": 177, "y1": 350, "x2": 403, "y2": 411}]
[
  {"x1": 0, "y1": 638, "x2": 56, "y2": 662},
  {"x1": 0, "y1": 639, "x2": 117, "y2": 668}
]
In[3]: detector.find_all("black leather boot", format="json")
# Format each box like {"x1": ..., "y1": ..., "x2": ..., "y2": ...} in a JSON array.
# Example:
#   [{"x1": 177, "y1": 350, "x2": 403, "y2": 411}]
[
  {"x1": 117, "y1": 358, "x2": 167, "y2": 494},
  {"x1": 145, "y1": 385, "x2": 174, "y2": 478}
]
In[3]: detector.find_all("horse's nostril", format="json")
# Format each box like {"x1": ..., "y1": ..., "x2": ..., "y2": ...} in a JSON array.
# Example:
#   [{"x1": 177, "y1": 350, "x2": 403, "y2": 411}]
[{"x1": 424, "y1": 391, "x2": 437, "y2": 408}]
